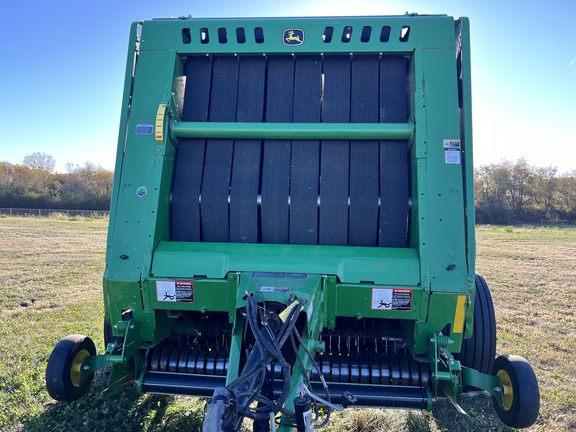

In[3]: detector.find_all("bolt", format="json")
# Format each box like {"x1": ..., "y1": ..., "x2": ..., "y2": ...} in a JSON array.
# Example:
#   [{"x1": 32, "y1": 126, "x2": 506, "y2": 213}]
[
  {"x1": 494, "y1": 386, "x2": 502, "y2": 392},
  {"x1": 83, "y1": 365, "x2": 90, "y2": 371}
]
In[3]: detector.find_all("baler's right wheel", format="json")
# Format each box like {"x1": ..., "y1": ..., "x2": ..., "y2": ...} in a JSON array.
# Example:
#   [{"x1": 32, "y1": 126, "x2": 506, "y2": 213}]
[
  {"x1": 491, "y1": 354, "x2": 540, "y2": 428},
  {"x1": 104, "y1": 320, "x2": 114, "y2": 348},
  {"x1": 46, "y1": 334, "x2": 96, "y2": 402},
  {"x1": 457, "y1": 274, "x2": 496, "y2": 374}
]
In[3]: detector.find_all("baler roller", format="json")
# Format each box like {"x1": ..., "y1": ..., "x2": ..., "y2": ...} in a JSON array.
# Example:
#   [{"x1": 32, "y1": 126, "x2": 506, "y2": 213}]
[
  {"x1": 144, "y1": 341, "x2": 430, "y2": 387},
  {"x1": 140, "y1": 372, "x2": 431, "y2": 410}
]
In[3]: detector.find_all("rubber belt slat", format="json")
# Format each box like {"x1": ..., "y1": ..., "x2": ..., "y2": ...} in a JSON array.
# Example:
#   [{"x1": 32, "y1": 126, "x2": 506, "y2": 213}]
[
  {"x1": 261, "y1": 56, "x2": 294, "y2": 244},
  {"x1": 172, "y1": 57, "x2": 212, "y2": 241},
  {"x1": 349, "y1": 56, "x2": 379, "y2": 247},
  {"x1": 201, "y1": 56, "x2": 239, "y2": 242},
  {"x1": 379, "y1": 56, "x2": 410, "y2": 247},
  {"x1": 290, "y1": 56, "x2": 322, "y2": 245},
  {"x1": 230, "y1": 56, "x2": 266, "y2": 243},
  {"x1": 319, "y1": 56, "x2": 350, "y2": 246}
]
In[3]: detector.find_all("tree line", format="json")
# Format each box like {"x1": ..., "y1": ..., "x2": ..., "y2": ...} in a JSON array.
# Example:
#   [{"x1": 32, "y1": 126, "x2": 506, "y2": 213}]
[
  {"x1": 1, "y1": 153, "x2": 575, "y2": 224},
  {"x1": 475, "y1": 158, "x2": 576, "y2": 225},
  {"x1": 0, "y1": 153, "x2": 113, "y2": 210}
]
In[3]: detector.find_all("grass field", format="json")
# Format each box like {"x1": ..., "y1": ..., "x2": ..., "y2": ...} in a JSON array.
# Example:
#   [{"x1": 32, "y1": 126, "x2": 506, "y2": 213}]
[{"x1": 0, "y1": 217, "x2": 574, "y2": 431}]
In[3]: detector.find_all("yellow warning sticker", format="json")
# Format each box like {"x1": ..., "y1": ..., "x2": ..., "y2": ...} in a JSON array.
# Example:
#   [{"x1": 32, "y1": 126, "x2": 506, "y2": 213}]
[
  {"x1": 155, "y1": 105, "x2": 167, "y2": 142},
  {"x1": 453, "y1": 295, "x2": 467, "y2": 334}
]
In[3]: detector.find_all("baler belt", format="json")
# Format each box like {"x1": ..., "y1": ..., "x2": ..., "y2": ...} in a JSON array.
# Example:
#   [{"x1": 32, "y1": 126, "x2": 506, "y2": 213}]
[
  {"x1": 261, "y1": 56, "x2": 293, "y2": 244},
  {"x1": 230, "y1": 56, "x2": 266, "y2": 243},
  {"x1": 172, "y1": 54, "x2": 410, "y2": 247},
  {"x1": 172, "y1": 56, "x2": 211, "y2": 241},
  {"x1": 290, "y1": 56, "x2": 322, "y2": 245},
  {"x1": 379, "y1": 56, "x2": 409, "y2": 247},
  {"x1": 319, "y1": 56, "x2": 350, "y2": 246},
  {"x1": 349, "y1": 56, "x2": 380, "y2": 247},
  {"x1": 201, "y1": 56, "x2": 238, "y2": 242}
]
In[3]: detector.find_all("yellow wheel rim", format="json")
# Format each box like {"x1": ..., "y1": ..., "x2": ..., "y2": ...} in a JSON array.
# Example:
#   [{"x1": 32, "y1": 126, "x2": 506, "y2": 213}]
[
  {"x1": 70, "y1": 349, "x2": 90, "y2": 387},
  {"x1": 497, "y1": 369, "x2": 514, "y2": 411}
]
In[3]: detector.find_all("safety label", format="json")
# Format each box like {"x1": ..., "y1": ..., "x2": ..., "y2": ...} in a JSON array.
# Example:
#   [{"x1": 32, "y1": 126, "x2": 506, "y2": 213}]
[
  {"x1": 443, "y1": 139, "x2": 461, "y2": 149},
  {"x1": 443, "y1": 139, "x2": 461, "y2": 165},
  {"x1": 156, "y1": 280, "x2": 194, "y2": 302},
  {"x1": 259, "y1": 286, "x2": 291, "y2": 293},
  {"x1": 371, "y1": 288, "x2": 412, "y2": 311},
  {"x1": 444, "y1": 149, "x2": 461, "y2": 165}
]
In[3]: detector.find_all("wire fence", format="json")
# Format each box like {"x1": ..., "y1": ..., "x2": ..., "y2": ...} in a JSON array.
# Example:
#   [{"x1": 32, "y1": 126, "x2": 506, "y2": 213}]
[{"x1": 0, "y1": 208, "x2": 109, "y2": 218}]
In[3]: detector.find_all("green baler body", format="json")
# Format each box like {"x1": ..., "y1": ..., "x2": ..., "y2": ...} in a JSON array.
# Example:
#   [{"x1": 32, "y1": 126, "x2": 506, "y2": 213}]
[{"x1": 103, "y1": 13, "x2": 479, "y2": 423}]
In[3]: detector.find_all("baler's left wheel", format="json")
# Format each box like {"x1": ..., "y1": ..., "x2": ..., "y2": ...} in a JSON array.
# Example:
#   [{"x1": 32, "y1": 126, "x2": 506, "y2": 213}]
[
  {"x1": 46, "y1": 334, "x2": 96, "y2": 402},
  {"x1": 491, "y1": 354, "x2": 540, "y2": 428}
]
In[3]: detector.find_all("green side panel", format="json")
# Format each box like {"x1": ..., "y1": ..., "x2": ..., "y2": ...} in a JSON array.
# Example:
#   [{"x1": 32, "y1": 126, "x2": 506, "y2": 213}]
[
  {"x1": 412, "y1": 292, "x2": 466, "y2": 354},
  {"x1": 103, "y1": 280, "x2": 142, "y2": 326},
  {"x1": 140, "y1": 16, "x2": 457, "y2": 54},
  {"x1": 143, "y1": 278, "x2": 235, "y2": 316},
  {"x1": 331, "y1": 284, "x2": 425, "y2": 321},
  {"x1": 105, "y1": 49, "x2": 179, "y2": 283},
  {"x1": 457, "y1": 17, "x2": 476, "y2": 280},
  {"x1": 420, "y1": 47, "x2": 468, "y2": 293},
  {"x1": 151, "y1": 242, "x2": 420, "y2": 285}
]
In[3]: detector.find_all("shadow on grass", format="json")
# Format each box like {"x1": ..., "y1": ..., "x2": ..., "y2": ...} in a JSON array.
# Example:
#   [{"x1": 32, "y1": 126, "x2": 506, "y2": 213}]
[
  {"x1": 23, "y1": 370, "x2": 205, "y2": 432},
  {"x1": 430, "y1": 393, "x2": 513, "y2": 432},
  {"x1": 23, "y1": 369, "x2": 512, "y2": 432}
]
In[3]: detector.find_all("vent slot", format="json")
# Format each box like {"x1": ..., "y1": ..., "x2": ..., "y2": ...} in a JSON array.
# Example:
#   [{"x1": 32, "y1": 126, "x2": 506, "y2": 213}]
[
  {"x1": 323, "y1": 26, "x2": 334, "y2": 43},
  {"x1": 182, "y1": 28, "x2": 191, "y2": 44},
  {"x1": 380, "y1": 26, "x2": 391, "y2": 42},
  {"x1": 361, "y1": 26, "x2": 372, "y2": 43},
  {"x1": 400, "y1": 26, "x2": 411, "y2": 42},
  {"x1": 218, "y1": 28, "x2": 228, "y2": 44},
  {"x1": 200, "y1": 28, "x2": 209, "y2": 44},
  {"x1": 236, "y1": 27, "x2": 246, "y2": 44},
  {"x1": 342, "y1": 26, "x2": 353, "y2": 43}
]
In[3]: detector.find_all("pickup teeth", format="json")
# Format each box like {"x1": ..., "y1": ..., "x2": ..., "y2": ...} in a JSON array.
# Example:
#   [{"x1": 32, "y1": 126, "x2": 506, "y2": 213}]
[{"x1": 146, "y1": 335, "x2": 430, "y2": 387}]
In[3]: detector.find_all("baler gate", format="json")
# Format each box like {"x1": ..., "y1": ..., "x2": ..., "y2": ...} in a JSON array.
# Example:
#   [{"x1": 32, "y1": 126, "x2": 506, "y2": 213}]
[{"x1": 45, "y1": 14, "x2": 540, "y2": 432}]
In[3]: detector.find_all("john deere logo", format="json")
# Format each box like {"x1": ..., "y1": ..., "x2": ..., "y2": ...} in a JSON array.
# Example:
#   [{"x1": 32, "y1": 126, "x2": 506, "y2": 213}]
[{"x1": 283, "y1": 28, "x2": 304, "y2": 46}]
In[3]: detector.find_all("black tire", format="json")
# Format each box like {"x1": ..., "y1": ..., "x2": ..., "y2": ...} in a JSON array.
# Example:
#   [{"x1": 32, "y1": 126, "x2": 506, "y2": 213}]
[
  {"x1": 456, "y1": 274, "x2": 496, "y2": 374},
  {"x1": 491, "y1": 354, "x2": 540, "y2": 428},
  {"x1": 104, "y1": 320, "x2": 114, "y2": 348},
  {"x1": 46, "y1": 334, "x2": 96, "y2": 402}
]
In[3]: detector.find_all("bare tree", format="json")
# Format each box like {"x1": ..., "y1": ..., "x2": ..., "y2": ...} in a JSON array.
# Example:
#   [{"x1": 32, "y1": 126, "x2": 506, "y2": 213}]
[{"x1": 22, "y1": 152, "x2": 56, "y2": 173}]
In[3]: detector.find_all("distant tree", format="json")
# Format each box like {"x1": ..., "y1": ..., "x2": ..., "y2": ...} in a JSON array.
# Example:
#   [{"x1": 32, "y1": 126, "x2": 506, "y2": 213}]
[
  {"x1": 0, "y1": 158, "x2": 113, "y2": 210},
  {"x1": 475, "y1": 160, "x2": 576, "y2": 225},
  {"x1": 22, "y1": 152, "x2": 56, "y2": 173}
]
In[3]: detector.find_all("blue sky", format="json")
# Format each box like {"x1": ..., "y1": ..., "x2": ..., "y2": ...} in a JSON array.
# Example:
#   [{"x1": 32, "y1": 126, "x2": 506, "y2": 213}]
[{"x1": 1, "y1": 0, "x2": 575, "y2": 173}]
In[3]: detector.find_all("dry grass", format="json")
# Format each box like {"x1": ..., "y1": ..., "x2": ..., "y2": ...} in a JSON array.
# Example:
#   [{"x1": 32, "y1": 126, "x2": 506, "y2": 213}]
[
  {"x1": 475, "y1": 226, "x2": 576, "y2": 431},
  {"x1": 0, "y1": 219, "x2": 574, "y2": 431}
]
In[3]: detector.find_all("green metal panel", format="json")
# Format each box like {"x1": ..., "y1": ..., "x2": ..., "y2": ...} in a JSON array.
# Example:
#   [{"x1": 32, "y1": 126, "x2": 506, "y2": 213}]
[
  {"x1": 330, "y1": 283, "x2": 425, "y2": 321},
  {"x1": 412, "y1": 292, "x2": 466, "y2": 354},
  {"x1": 151, "y1": 242, "x2": 420, "y2": 285},
  {"x1": 419, "y1": 47, "x2": 468, "y2": 294},
  {"x1": 139, "y1": 15, "x2": 457, "y2": 54}
]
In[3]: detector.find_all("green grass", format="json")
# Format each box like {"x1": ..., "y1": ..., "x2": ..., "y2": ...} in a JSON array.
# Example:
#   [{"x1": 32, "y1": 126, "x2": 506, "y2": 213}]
[{"x1": 0, "y1": 218, "x2": 574, "y2": 431}]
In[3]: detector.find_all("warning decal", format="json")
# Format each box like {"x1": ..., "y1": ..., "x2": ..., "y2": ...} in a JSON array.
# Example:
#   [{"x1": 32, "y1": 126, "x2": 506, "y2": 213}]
[
  {"x1": 156, "y1": 280, "x2": 194, "y2": 303},
  {"x1": 443, "y1": 139, "x2": 461, "y2": 165},
  {"x1": 371, "y1": 288, "x2": 412, "y2": 311}
]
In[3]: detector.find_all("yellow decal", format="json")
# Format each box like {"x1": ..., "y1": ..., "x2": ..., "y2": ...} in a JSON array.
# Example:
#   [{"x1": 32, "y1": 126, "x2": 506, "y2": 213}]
[
  {"x1": 283, "y1": 28, "x2": 305, "y2": 46},
  {"x1": 453, "y1": 295, "x2": 467, "y2": 334},
  {"x1": 156, "y1": 105, "x2": 167, "y2": 142}
]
